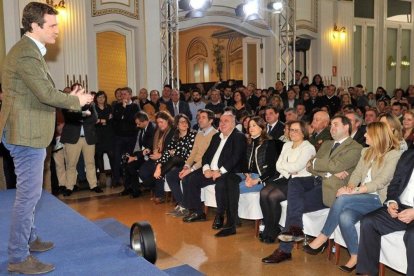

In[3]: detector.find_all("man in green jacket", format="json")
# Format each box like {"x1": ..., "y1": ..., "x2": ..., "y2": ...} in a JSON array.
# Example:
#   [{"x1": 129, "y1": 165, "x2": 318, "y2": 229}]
[{"x1": 0, "y1": 2, "x2": 93, "y2": 274}]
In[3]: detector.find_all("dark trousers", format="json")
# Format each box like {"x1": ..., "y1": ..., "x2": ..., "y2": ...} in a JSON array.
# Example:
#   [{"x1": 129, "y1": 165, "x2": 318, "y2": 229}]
[
  {"x1": 113, "y1": 136, "x2": 135, "y2": 184},
  {"x1": 259, "y1": 177, "x2": 289, "y2": 238},
  {"x1": 138, "y1": 160, "x2": 165, "y2": 198},
  {"x1": 95, "y1": 148, "x2": 113, "y2": 175},
  {"x1": 357, "y1": 207, "x2": 414, "y2": 276},
  {"x1": 279, "y1": 176, "x2": 325, "y2": 254},
  {"x1": 216, "y1": 172, "x2": 241, "y2": 227},
  {"x1": 124, "y1": 157, "x2": 145, "y2": 194},
  {"x1": 182, "y1": 169, "x2": 224, "y2": 215},
  {"x1": 166, "y1": 166, "x2": 184, "y2": 204}
]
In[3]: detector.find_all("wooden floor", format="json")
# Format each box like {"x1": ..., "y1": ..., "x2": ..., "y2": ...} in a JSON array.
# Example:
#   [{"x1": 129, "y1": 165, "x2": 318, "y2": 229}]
[{"x1": 62, "y1": 188, "x2": 402, "y2": 276}]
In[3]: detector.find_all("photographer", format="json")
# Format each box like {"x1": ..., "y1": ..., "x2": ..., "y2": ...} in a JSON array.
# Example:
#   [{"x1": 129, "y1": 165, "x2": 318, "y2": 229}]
[{"x1": 120, "y1": 111, "x2": 155, "y2": 197}]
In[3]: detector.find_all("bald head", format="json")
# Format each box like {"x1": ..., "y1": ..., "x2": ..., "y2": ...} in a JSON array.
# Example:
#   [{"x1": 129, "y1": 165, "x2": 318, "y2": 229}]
[{"x1": 311, "y1": 111, "x2": 330, "y2": 132}]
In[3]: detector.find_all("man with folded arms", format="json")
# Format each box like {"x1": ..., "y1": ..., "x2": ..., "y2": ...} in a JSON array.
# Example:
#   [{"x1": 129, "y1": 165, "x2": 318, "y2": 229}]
[
  {"x1": 357, "y1": 149, "x2": 414, "y2": 276},
  {"x1": 0, "y1": 2, "x2": 93, "y2": 274},
  {"x1": 262, "y1": 115, "x2": 362, "y2": 264},
  {"x1": 182, "y1": 111, "x2": 246, "y2": 237}
]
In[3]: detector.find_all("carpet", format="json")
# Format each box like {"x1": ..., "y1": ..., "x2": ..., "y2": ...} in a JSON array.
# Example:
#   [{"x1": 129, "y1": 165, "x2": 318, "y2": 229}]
[{"x1": 0, "y1": 190, "x2": 166, "y2": 275}]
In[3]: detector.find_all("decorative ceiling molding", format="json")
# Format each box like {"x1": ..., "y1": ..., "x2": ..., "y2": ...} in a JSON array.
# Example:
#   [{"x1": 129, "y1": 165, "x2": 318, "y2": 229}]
[
  {"x1": 91, "y1": 0, "x2": 139, "y2": 20},
  {"x1": 188, "y1": 39, "x2": 208, "y2": 60}
]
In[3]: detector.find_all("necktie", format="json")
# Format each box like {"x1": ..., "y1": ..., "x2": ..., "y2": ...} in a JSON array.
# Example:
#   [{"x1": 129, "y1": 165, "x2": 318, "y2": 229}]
[
  {"x1": 174, "y1": 103, "x2": 179, "y2": 116},
  {"x1": 267, "y1": 125, "x2": 272, "y2": 134},
  {"x1": 139, "y1": 129, "x2": 145, "y2": 148},
  {"x1": 330, "y1": 142, "x2": 340, "y2": 155}
]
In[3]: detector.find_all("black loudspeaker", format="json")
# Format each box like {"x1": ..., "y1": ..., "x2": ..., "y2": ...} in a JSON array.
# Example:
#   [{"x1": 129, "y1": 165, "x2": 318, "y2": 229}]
[
  {"x1": 130, "y1": 221, "x2": 157, "y2": 264},
  {"x1": 294, "y1": 38, "x2": 311, "y2": 52}
]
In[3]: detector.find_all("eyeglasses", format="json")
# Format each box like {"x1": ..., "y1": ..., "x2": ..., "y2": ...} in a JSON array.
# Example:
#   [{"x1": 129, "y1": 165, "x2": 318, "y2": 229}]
[{"x1": 289, "y1": 128, "x2": 301, "y2": 133}]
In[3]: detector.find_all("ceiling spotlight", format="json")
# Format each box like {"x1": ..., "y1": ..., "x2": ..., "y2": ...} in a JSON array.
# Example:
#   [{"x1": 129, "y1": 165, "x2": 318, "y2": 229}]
[
  {"x1": 268, "y1": 1, "x2": 283, "y2": 13},
  {"x1": 235, "y1": 0, "x2": 261, "y2": 21},
  {"x1": 189, "y1": 0, "x2": 207, "y2": 10}
]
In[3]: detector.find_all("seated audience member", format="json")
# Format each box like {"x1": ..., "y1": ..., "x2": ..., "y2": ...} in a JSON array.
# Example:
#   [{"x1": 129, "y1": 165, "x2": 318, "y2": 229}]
[
  {"x1": 177, "y1": 109, "x2": 218, "y2": 217},
  {"x1": 222, "y1": 86, "x2": 234, "y2": 107},
  {"x1": 153, "y1": 114, "x2": 196, "y2": 213},
  {"x1": 364, "y1": 108, "x2": 378, "y2": 125},
  {"x1": 238, "y1": 117, "x2": 282, "y2": 198},
  {"x1": 283, "y1": 89, "x2": 299, "y2": 109},
  {"x1": 376, "y1": 99, "x2": 388, "y2": 114},
  {"x1": 402, "y1": 109, "x2": 414, "y2": 148},
  {"x1": 121, "y1": 111, "x2": 155, "y2": 197},
  {"x1": 232, "y1": 90, "x2": 252, "y2": 121},
  {"x1": 260, "y1": 120, "x2": 315, "y2": 243},
  {"x1": 159, "y1": 84, "x2": 172, "y2": 104},
  {"x1": 317, "y1": 84, "x2": 341, "y2": 116},
  {"x1": 345, "y1": 111, "x2": 366, "y2": 146},
  {"x1": 284, "y1": 108, "x2": 298, "y2": 123},
  {"x1": 241, "y1": 115, "x2": 252, "y2": 138},
  {"x1": 356, "y1": 149, "x2": 414, "y2": 276},
  {"x1": 188, "y1": 89, "x2": 206, "y2": 127},
  {"x1": 390, "y1": 88, "x2": 409, "y2": 106},
  {"x1": 182, "y1": 112, "x2": 246, "y2": 238},
  {"x1": 167, "y1": 89, "x2": 192, "y2": 120},
  {"x1": 265, "y1": 106, "x2": 284, "y2": 140},
  {"x1": 303, "y1": 122, "x2": 401, "y2": 272},
  {"x1": 379, "y1": 112, "x2": 408, "y2": 152},
  {"x1": 255, "y1": 95, "x2": 268, "y2": 117},
  {"x1": 296, "y1": 103, "x2": 308, "y2": 121},
  {"x1": 309, "y1": 110, "x2": 332, "y2": 151},
  {"x1": 391, "y1": 102, "x2": 404, "y2": 123},
  {"x1": 94, "y1": 91, "x2": 114, "y2": 186},
  {"x1": 112, "y1": 87, "x2": 140, "y2": 187},
  {"x1": 138, "y1": 111, "x2": 174, "y2": 203},
  {"x1": 205, "y1": 89, "x2": 225, "y2": 127},
  {"x1": 304, "y1": 85, "x2": 319, "y2": 115},
  {"x1": 262, "y1": 115, "x2": 362, "y2": 264},
  {"x1": 143, "y1": 89, "x2": 168, "y2": 122},
  {"x1": 61, "y1": 88, "x2": 103, "y2": 196}
]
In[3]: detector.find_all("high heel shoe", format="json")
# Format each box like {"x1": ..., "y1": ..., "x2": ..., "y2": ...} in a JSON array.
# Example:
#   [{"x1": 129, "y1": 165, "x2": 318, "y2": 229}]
[
  {"x1": 302, "y1": 241, "x2": 328, "y2": 255},
  {"x1": 338, "y1": 265, "x2": 356, "y2": 273}
]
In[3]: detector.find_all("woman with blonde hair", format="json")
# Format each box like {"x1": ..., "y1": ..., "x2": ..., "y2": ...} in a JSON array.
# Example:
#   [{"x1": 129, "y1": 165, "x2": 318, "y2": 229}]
[
  {"x1": 402, "y1": 109, "x2": 414, "y2": 148},
  {"x1": 379, "y1": 112, "x2": 408, "y2": 152},
  {"x1": 303, "y1": 122, "x2": 401, "y2": 272}
]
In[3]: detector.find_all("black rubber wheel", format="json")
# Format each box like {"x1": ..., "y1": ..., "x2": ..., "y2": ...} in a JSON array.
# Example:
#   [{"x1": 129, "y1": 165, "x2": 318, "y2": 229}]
[{"x1": 130, "y1": 221, "x2": 157, "y2": 264}]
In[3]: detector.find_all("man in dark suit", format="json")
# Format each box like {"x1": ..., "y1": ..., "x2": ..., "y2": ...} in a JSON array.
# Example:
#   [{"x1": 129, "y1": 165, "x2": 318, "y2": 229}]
[
  {"x1": 309, "y1": 110, "x2": 332, "y2": 151},
  {"x1": 304, "y1": 85, "x2": 319, "y2": 115},
  {"x1": 121, "y1": 111, "x2": 155, "y2": 197},
  {"x1": 357, "y1": 149, "x2": 414, "y2": 276},
  {"x1": 262, "y1": 115, "x2": 362, "y2": 264},
  {"x1": 317, "y1": 84, "x2": 341, "y2": 116},
  {"x1": 282, "y1": 88, "x2": 299, "y2": 109},
  {"x1": 0, "y1": 3, "x2": 93, "y2": 274},
  {"x1": 345, "y1": 111, "x2": 366, "y2": 146},
  {"x1": 167, "y1": 89, "x2": 192, "y2": 120},
  {"x1": 265, "y1": 106, "x2": 285, "y2": 140},
  {"x1": 60, "y1": 97, "x2": 103, "y2": 196},
  {"x1": 182, "y1": 111, "x2": 246, "y2": 237}
]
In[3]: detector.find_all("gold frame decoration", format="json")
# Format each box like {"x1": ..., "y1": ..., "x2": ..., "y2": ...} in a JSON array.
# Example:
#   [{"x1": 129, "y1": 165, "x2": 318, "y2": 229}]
[{"x1": 92, "y1": 0, "x2": 139, "y2": 20}]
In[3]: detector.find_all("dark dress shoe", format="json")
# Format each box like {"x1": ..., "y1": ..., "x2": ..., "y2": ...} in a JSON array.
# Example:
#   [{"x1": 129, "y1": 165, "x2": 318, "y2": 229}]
[
  {"x1": 212, "y1": 215, "x2": 224, "y2": 229},
  {"x1": 183, "y1": 212, "x2": 207, "y2": 223},
  {"x1": 215, "y1": 226, "x2": 236, "y2": 237},
  {"x1": 278, "y1": 225, "x2": 304, "y2": 242},
  {"x1": 303, "y1": 241, "x2": 328, "y2": 255},
  {"x1": 91, "y1": 186, "x2": 104, "y2": 193},
  {"x1": 120, "y1": 189, "x2": 131, "y2": 196},
  {"x1": 262, "y1": 249, "x2": 292, "y2": 264},
  {"x1": 262, "y1": 237, "x2": 276, "y2": 244},
  {"x1": 63, "y1": 189, "x2": 73, "y2": 197},
  {"x1": 153, "y1": 197, "x2": 165, "y2": 204},
  {"x1": 131, "y1": 191, "x2": 141, "y2": 198},
  {"x1": 338, "y1": 265, "x2": 356, "y2": 273}
]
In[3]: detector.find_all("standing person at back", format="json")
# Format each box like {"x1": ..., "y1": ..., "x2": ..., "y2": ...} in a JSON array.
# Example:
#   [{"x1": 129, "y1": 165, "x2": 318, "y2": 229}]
[{"x1": 0, "y1": 2, "x2": 93, "y2": 274}]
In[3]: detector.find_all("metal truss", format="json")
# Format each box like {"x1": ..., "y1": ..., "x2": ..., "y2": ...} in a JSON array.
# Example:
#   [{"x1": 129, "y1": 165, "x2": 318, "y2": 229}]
[
  {"x1": 278, "y1": 0, "x2": 296, "y2": 88},
  {"x1": 160, "y1": 0, "x2": 179, "y2": 89}
]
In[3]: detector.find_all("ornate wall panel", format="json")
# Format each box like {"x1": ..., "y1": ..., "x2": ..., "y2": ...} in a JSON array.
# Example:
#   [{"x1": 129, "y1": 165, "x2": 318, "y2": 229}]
[
  {"x1": 296, "y1": 0, "x2": 318, "y2": 33},
  {"x1": 92, "y1": 0, "x2": 139, "y2": 19}
]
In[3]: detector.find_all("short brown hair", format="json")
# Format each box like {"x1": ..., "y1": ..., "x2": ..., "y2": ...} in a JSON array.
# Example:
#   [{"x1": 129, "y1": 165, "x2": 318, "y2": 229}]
[{"x1": 22, "y1": 2, "x2": 58, "y2": 33}]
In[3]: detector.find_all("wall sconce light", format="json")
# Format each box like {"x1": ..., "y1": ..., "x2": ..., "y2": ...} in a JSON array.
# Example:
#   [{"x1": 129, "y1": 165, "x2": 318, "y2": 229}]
[
  {"x1": 46, "y1": 0, "x2": 66, "y2": 9},
  {"x1": 401, "y1": 56, "x2": 410, "y2": 69},
  {"x1": 332, "y1": 24, "x2": 346, "y2": 40},
  {"x1": 387, "y1": 56, "x2": 397, "y2": 71}
]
